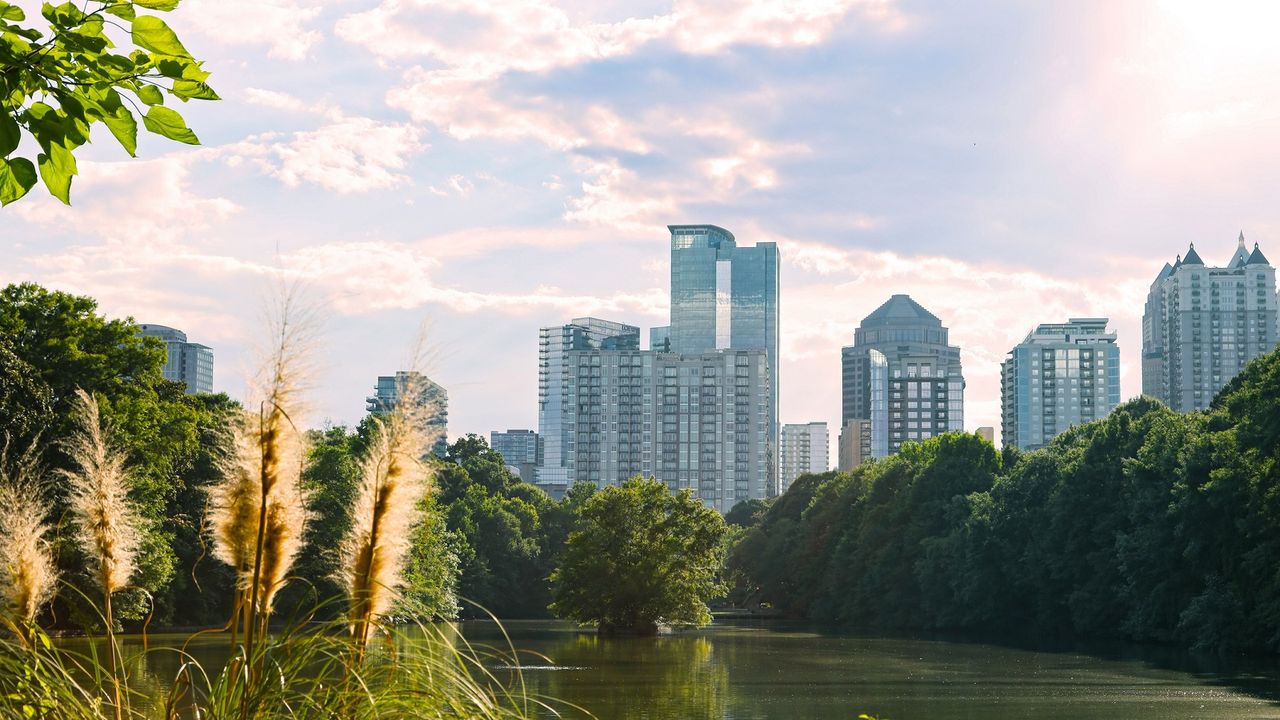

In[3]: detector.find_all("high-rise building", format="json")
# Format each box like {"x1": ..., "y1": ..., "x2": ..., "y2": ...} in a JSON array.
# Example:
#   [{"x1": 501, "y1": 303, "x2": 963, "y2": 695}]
[
  {"x1": 1000, "y1": 318, "x2": 1121, "y2": 450},
  {"x1": 560, "y1": 345, "x2": 771, "y2": 514},
  {"x1": 1142, "y1": 235, "x2": 1278, "y2": 412},
  {"x1": 840, "y1": 295, "x2": 964, "y2": 458},
  {"x1": 536, "y1": 318, "x2": 640, "y2": 499},
  {"x1": 137, "y1": 324, "x2": 214, "y2": 394},
  {"x1": 490, "y1": 429, "x2": 539, "y2": 484},
  {"x1": 779, "y1": 422, "x2": 828, "y2": 493},
  {"x1": 366, "y1": 372, "x2": 449, "y2": 457},
  {"x1": 668, "y1": 224, "x2": 780, "y2": 492},
  {"x1": 837, "y1": 418, "x2": 872, "y2": 471}
]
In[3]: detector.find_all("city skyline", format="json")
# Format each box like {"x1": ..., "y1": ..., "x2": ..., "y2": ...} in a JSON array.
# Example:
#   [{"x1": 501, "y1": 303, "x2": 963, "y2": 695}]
[{"x1": 6, "y1": 2, "x2": 1280, "y2": 446}]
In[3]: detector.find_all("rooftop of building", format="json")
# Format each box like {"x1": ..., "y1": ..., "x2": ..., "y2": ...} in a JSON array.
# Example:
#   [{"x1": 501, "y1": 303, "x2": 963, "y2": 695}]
[
  {"x1": 862, "y1": 294, "x2": 942, "y2": 326},
  {"x1": 1155, "y1": 233, "x2": 1272, "y2": 281}
]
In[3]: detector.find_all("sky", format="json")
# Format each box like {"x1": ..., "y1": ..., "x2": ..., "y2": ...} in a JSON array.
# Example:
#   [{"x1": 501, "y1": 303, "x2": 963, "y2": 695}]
[{"x1": 5, "y1": 0, "x2": 1280, "y2": 455}]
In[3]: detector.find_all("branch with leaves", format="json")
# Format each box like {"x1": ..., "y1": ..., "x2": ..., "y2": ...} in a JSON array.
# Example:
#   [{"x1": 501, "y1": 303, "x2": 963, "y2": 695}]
[{"x1": 0, "y1": 0, "x2": 217, "y2": 206}]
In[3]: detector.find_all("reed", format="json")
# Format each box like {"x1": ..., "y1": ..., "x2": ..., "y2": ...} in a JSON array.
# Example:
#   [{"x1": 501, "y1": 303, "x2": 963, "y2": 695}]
[
  {"x1": 0, "y1": 441, "x2": 57, "y2": 634},
  {"x1": 340, "y1": 371, "x2": 435, "y2": 653}
]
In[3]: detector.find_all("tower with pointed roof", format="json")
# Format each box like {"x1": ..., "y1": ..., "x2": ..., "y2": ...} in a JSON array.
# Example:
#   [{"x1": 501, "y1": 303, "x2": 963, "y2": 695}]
[
  {"x1": 1142, "y1": 234, "x2": 1279, "y2": 412},
  {"x1": 840, "y1": 294, "x2": 965, "y2": 458}
]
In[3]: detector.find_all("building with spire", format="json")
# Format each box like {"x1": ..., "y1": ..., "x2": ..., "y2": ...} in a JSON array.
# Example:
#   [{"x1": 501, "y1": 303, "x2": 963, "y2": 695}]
[
  {"x1": 1142, "y1": 233, "x2": 1278, "y2": 412},
  {"x1": 840, "y1": 295, "x2": 965, "y2": 458}
]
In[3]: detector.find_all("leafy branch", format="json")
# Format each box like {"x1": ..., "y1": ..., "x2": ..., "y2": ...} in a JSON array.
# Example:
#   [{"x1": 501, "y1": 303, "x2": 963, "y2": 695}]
[{"x1": 0, "y1": 0, "x2": 217, "y2": 206}]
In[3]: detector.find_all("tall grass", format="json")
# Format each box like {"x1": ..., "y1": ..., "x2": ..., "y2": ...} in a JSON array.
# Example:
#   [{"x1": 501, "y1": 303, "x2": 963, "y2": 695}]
[{"x1": 0, "y1": 298, "x2": 564, "y2": 720}]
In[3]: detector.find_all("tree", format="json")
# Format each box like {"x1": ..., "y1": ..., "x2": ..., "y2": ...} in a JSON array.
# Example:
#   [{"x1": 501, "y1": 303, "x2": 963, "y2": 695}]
[
  {"x1": 1, "y1": 0, "x2": 217, "y2": 206},
  {"x1": 550, "y1": 477, "x2": 728, "y2": 635}
]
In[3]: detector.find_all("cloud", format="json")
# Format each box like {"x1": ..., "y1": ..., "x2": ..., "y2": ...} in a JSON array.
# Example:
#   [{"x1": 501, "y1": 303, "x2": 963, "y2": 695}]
[
  {"x1": 179, "y1": 0, "x2": 325, "y2": 60},
  {"x1": 219, "y1": 116, "x2": 427, "y2": 193},
  {"x1": 10, "y1": 155, "x2": 239, "y2": 244}
]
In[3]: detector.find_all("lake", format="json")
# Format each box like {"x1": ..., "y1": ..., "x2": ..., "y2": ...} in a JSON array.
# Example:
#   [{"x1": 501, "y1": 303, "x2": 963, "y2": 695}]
[{"x1": 112, "y1": 620, "x2": 1280, "y2": 719}]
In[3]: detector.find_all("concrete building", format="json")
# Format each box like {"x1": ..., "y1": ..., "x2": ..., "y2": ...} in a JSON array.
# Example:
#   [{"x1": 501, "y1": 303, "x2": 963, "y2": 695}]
[
  {"x1": 556, "y1": 345, "x2": 771, "y2": 514},
  {"x1": 137, "y1": 324, "x2": 214, "y2": 394},
  {"x1": 975, "y1": 426, "x2": 995, "y2": 445},
  {"x1": 536, "y1": 318, "x2": 640, "y2": 499},
  {"x1": 779, "y1": 422, "x2": 828, "y2": 492},
  {"x1": 1142, "y1": 235, "x2": 1278, "y2": 412},
  {"x1": 840, "y1": 295, "x2": 965, "y2": 458},
  {"x1": 490, "y1": 429, "x2": 539, "y2": 484},
  {"x1": 366, "y1": 371, "x2": 449, "y2": 457},
  {"x1": 1001, "y1": 318, "x2": 1121, "y2": 450},
  {"x1": 837, "y1": 418, "x2": 872, "y2": 471}
]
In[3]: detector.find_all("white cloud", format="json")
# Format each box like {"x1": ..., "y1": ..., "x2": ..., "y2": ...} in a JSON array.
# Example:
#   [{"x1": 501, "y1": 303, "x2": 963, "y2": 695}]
[
  {"x1": 220, "y1": 116, "x2": 427, "y2": 193},
  {"x1": 179, "y1": 0, "x2": 325, "y2": 60}
]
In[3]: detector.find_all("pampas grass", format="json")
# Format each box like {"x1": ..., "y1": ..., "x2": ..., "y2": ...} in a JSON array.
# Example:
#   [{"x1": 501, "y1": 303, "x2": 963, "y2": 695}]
[
  {"x1": 340, "y1": 371, "x2": 435, "y2": 650},
  {"x1": 0, "y1": 442, "x2": 57, "y2": 629}
]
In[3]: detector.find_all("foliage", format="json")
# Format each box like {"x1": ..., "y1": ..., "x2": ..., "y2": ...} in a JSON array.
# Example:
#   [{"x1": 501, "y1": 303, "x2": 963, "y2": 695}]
[
  {"x1": 0, "y1": 0, "x2": 217, "y2": 206},
  {"x1": 550, "y1": 476, "x2": 728, "y2": 634},
  {"x1": 730, "y1": 348, "x2": 1280, "y2": 653}
]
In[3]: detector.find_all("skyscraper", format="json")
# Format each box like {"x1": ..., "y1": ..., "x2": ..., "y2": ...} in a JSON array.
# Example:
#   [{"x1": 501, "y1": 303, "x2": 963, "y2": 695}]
[
  {"x1": 1001, "y1": 318, "x2": 1121, "y2": 450},
  {"x1": 536, "y1": 318, "x2": 640, "y2": 499},
  {"x1": 137, "y1": 324, "x2": 214, "y2": 394},
  {"x1": 840, "y1": 295, "x2": 964, "y2": 458},
  {"x1": 555, "y1": 345, "x2": 771, "y2": 513},
  {"x1": 490, "y1": 429, "x2": 539, "y2": 484},
  {"x1": 779, "y1": 422, "x2": 829, "y2": 493},
  {"x1": 1142, "y1": 235, "x2": 1278, "y2": 412},
  {"x1": 366, "y1": 371, "x2": 449, "y2": 457},
  {"x1": 668, "y1": 224, "x2": 780, "y2": 492}
]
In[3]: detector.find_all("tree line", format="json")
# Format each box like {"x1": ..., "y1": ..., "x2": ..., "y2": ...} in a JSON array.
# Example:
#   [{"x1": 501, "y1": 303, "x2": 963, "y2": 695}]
[{"x1": 728, "y1": 345, "x2": 1280, "y2": 653}]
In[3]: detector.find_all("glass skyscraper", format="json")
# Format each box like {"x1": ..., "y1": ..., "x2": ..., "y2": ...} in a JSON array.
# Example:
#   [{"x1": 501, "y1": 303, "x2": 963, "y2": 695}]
[
  {"x1": 137, "y1": 324, "x2": 214, "y2": 394},
  {"x1": 840, "y1": 295, "x2": 964, "y2": 458},
  {"x1": 1001, "y1": 318, "x2": 1121, "y2": 450},
  {"x1": 667, "y1": 224, "x2": 779, "y2": 492}
]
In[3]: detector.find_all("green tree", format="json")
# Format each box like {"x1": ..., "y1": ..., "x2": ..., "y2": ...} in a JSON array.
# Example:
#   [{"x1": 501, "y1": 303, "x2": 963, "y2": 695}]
[
  {"x1": 1, "y1": 0, "x2": 217, "y2": 205},
  {"x1": 550, "y1": 477, "x2": 728, "y2": 635}
]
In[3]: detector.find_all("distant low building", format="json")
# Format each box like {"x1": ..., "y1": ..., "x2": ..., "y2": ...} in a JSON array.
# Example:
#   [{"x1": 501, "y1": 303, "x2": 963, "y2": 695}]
[
  {"x1": 367, "y1": 372, "x2": 449, "y2": 457},
  {"x1": 779, "y1": 422, "x2": 828, "y2": 493},
  {"x1": 975, "y1": 426, "x2": 995, "y2": 444},
  {"x1": 137, "y1": 324, "x2": 214, "y2": 394},
  {"x1": 837, "y1": 418, "x2": 872, "y2": 471},
  {"x1": 491, "y1": 429, "x2": 539, "y2": 484}
]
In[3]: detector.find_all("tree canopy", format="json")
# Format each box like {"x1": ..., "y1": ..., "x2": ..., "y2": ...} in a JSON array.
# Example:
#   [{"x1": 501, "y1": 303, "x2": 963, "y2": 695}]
[
  {"x1": 550, "y1": 476, "x2": 728, "y2": 635},
  {"x1": 1, "y1": 0, "x2": 216, "y2": 206}
]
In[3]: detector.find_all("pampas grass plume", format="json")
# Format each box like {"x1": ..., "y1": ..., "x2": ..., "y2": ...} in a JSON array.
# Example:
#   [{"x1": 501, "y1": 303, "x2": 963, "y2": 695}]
[
  {"x1": 341, "y1": 371, "x2": 434, "y2": 641},
  {"x1": 62, "y1": 389, "x2": 139, "y2": 595},
  {"x1": 0, "y1": 443, "x2": 57, "y2": 624}
]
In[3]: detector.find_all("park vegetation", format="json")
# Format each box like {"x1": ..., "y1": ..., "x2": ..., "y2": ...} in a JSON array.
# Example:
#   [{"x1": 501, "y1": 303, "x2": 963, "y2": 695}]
[{"x1": 729, "y1": 345, "x2": 1280, "y2": 653}]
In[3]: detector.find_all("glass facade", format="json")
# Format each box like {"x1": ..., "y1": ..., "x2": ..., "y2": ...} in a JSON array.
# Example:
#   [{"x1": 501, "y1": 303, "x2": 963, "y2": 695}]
[{"x1": 366, "y1": 371, "x2": 449, "y2": 457}]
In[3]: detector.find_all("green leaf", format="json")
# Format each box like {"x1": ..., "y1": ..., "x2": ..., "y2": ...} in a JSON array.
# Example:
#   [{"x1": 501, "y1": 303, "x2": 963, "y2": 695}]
[
  {"x1": 134, "y1": 0, "x2": 181, "y2": 9},
  {"x1": 0, "y1": 157, "x2": 37, "y2": 205},
  {"x1": 101, "y1": 105, "x2": 137, "y2": 156},
  {"x1": 136, "y1": 84, "x2": 164, "y2": 106},
  {"x1": 103, "y1": 4, "x2": 136, "y2": 20},
  {"x1": 132, "y1": 15, "x2": 190, "y2": 57},
  {"x1": 157, "y1": 57, "x2": 209, "y2": 81},
  {"x1": 0, "y1": 114, "x2": 17, "y2": 157},
  {"x1": 37, "y1": 143, "x2": 76, "y2": 205},
  {"x1": 0, "y1": 4, "x2": 24, "y2": 21},
  {"x1": 172, "y1": 79, "x2": 219, "y2": 101},
  {"x1": 142, "y1": 106, "x2": 198, "y2": 144}
]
